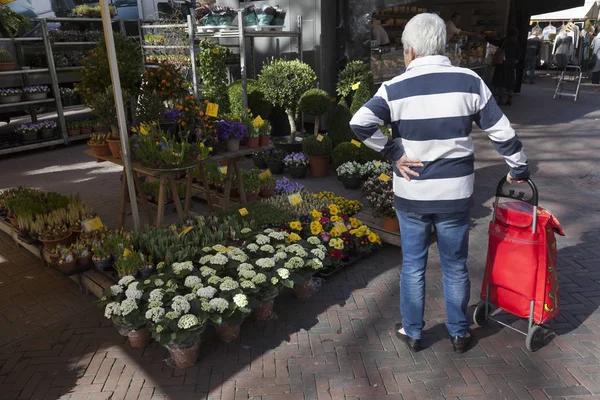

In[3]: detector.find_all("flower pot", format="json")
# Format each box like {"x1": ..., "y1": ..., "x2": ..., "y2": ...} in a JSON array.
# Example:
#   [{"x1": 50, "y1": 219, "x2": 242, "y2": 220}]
[
  {"x1": 216, "y1": 323, "x2": 241, "y2": 343},
  {"x1": 92, "y1": 126, "x2": 105, "y2": 133},
  {"x1": 289, "y1": 166, "x2": 307, "y2": 179},
  {"x1": 259, "y1": 188, "x2": 274, "y2": 198},
  {"x1": 7, "y1": 214, "x2": 18, "y2": 228},
  {"x1": 259, "y1": 135, "x2": 270, "y2": 147},
  {"x1": 267, "y1": 162, "x2": 284, "y2": 175},
  {"x1": 341, "y1": 176, "x2": 363, "y2": 190},
  {"x1": 167, "y1": 342, "x2": 200, "y2": 369},
  {"x1": 67, "y1": 129, "x2": 81, "y2": 137},
  {"x1": 226, "y1": 138, "x2": 240, "y2": 152},
  {"x1": 254, "y1": 158, "x2": 268, "y2": 169},
  {"x1": 107, "y1": 139, "x2": 121, "y2": 159},
  {"x1": 0, "y1": 62, "x2": 17, "y2": 72},
  {"x1": 93, "y1": 257, "x2": 113, "y2": 271},
  {"x1": 89, "y1": 143, "x2": 111, "y2": 157},
  {"x1": 309, "y1": 155, "x2": 330, "y2": 178},
  {"x1": 39, "y1": 128, "x2": 55, "y2": 140},
  {"x1": 254, "y1": 292, "x2": 278, "y2": 321},
  {"x1": 20, "y1": 132, "x2": 38, "y2": 143},
  {"x1": 246, "y1": 191, "x2": 259, "y2": 201},
  {"x1": 39, "y1": 232, "x2": 72, "y2": 251},
  {"x1": 77, "y1": 255, "x2": 92, "y2": 266},
  {"x1": 247, "y1": 137, "x2": 260, "y2": 149},
  {"x1": 127, "y1": 327, "x2": 152, "y2": 348},
  {"x1": 383, "y1": 216, "x2": 400, "y2": 233},
  {"x1": 292, "y1": 278, "x2": 314, "y2": 299},
  {"x1": 24, "y1": 92, "x2": 48, "y2": 101},
  {"x1": 80, "y1": 127, "x2": 92, "y2": 135},
  {"x1": 0, "y1": 94, "x2": 22, "y2": 104},
  {"x1": 59, "y1": 260, "x2": 77, "y2": 272},
  {"x1": 70, "y1": 228, "x2": 82, "y2": 242}
]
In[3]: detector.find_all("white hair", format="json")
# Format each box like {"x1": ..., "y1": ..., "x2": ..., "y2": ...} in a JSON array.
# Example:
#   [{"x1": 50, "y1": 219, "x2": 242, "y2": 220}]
[{"x1": 401, "y1": 13, "x2": 446, "y2": 58}]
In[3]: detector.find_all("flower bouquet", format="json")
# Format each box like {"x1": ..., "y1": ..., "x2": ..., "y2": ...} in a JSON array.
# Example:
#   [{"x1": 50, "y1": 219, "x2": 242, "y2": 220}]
[
  {"x1": 0, "y1": 88, "x2": 22, "y2": 104},
  {"x1": 283, "y1": 152, "x2": 309, "y2": 179},
  {"x1": 217, "y1": 120, "x2": 248, "y2": 152},
  {"x1": 23, "y1": 85, "x2": 50, "y2": 101}
]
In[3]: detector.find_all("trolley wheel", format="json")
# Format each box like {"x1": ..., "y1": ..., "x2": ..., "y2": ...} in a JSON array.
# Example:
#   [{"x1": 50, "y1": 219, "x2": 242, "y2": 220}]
[
  {"x1": 473, "y1": 301, "x2": 491, "y2": 327},
  {"x1": 525, "y1": 325, "x2": 545, "y2": 352}
]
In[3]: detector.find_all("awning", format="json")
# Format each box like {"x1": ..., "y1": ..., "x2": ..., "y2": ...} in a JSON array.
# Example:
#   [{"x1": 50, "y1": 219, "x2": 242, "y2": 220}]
[{"x1": 532, "y1": 0, "x2": 596, "y2": 21}]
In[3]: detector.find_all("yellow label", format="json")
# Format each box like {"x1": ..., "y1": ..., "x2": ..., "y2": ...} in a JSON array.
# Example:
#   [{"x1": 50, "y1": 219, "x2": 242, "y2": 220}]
[
  {"x1": 179, "y1": 226, "x2": 193, "y2": 238},
  {"x1": 352, "y1": 82, "x2": 361, "y2": 91},
  {"x1": 212, "y1": 48, "x2": 220, "y2": 54},
  {"x1": 259, "y1": 169, "x2": 272, "y2": 180},
  {"x1": 213, "y1": 246, "x2": 232, "y2": 253},
  {"x1": 238, "y1": 208, "x2": 249, "y2": 216},
  {"x1": 288, "y1": 193, "x2": 303, "y2": 206},
  {"x1": 374, "y1": 161, "x2": 382, "y2": 167},
  {"x1": 379, "y1": 173, "x2": 390, "y2": 182},
  {"x1": 317, "y1": 134, "x2": 324, "y2": 142},
  {"x1": 206, "y1": 103, "x2": 219, "y2": 118},
  {"x1": 219, "y1": 166, "x2": 228, "y2": 175},
  {"x1": 82, "y1": 217, "x2": 103, "y2": 232},
  {"x1": 253, "y1": 115, "x2": 264, "y2": 126},
  {"x1": 351, "y1": 139, "x2": 362, "y2": 148},
  {"x1": 334, "y1": 222, "x2": 348, "y2": 233},
  {"x1": 330, "y1": 97, "x2": 337, "y2": 103},
  {"x1": 123, "y1": 248, "x2": 133, "y2": 258}
]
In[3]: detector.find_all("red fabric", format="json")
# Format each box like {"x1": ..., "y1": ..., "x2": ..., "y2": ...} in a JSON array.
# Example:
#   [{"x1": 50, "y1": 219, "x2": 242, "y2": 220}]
[{"x1": 481, "y1": 202, "x2": 564, "y2": 324}]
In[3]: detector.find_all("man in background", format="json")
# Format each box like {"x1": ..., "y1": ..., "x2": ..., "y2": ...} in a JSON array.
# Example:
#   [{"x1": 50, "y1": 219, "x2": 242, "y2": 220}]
[
  {"x1": 372, "y1": 22, "x2": 391, "y2": 47},
  {"x1": 446, "y1": 12, "x2": 479, "y2": 42},
  {"x1": 525, "y1": 28, "x2": 542, "y2": 84}
]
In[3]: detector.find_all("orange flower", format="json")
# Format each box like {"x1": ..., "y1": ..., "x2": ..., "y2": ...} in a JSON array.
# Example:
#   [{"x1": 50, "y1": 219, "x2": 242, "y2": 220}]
[
  {"x1": 181, "y1": 121, "x2": 186, "y2": 126},
  {"x1": 199, "y1": 111, "x2": 205, "y2": 117},
  {"x1": 161, "y1": 79, "x2": 166, "y2": 84},
  {"x1": 204, "y1": 100, "x2": 209, "y2": 104},
  {"x1": 166, "y1": 83, "x2": 171, "y2": 87},
  {"x1": 150, "y1": 72, "x2": 154, "y2": 77},
  {"x1": 185, "y1": 107, "x2": 189, "y2": 112},
  {"x1": 166, "y1": 72, "x2": 171, "y2": 77}
]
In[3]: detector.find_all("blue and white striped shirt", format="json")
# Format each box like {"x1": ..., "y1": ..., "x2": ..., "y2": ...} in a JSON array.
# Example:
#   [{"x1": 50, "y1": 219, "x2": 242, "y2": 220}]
[{"x1": 350, "y1": 55, "x2": 529, "y2": 214}]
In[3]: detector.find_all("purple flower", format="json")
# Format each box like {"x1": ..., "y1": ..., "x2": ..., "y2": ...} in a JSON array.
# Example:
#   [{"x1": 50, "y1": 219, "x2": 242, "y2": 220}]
[
  {"x1": 217, "y1": 120, "x2": 248, "y2": 141},
  {"x1": 320, "y1": 217, "x2": 330, "y2": 224},
  {"x1": 23, "y1": 85, "x2": 50, "y2": 94},
  {"x1": 283, "y1": 152, "x2": 310, "y2": 167},
  {"x1": 320, "y1": 232, "x2": 330, "y2": 243},
  {"x1": 275, "y1": 177, "x2": 305, "y2": 195},
  {"x1": 163, "y1": 109, "x2": 182, "y2": 121},
  {"x1": 0, "y1": 88, "x2": 22, "y2": 97}
]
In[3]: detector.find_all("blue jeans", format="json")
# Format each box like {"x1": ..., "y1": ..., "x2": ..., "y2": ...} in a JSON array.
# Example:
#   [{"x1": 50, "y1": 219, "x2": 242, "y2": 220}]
[
  {"x1": 526, "y1": 57, "x2": 536, "y2": 83},
  {"x1": 397, "y1": 210, "x2": 471, "y2": 339}
]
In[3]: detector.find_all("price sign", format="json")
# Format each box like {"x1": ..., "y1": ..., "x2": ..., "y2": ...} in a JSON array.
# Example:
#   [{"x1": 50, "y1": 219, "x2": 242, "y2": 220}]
[
  {"x1": 352, "y1": 82, "x2": 361, "y2": 91},
  {"x1": 82, "y1": 217, "x2": 103, "y2": 232},
  {"x1": 214, "y1": 246, "x2": 232, "y2": 253},
  {"x1": 317, "y1": 134, "x2": 324, "y2": 142},
  {"x1": 288, "y1": 193, "x2": 303, "y2": 206},
  {"x1": 178, "y1": 226, "x2": 193, "y2": 238},
  {"x1": 253, "y1": 115, "x2": 264, "y2": 126},
  {"x1": 259, "y1": 169, "x2": 271, "y2": 180},
  {"x1": 334, "y1": 222, "x2": 348, "y2": 234},
  {"x1": 374, "y1": 161, "x2": 382, "y2": 167},
  {"x1": 123, "y1": 248, "x2": 133, "y2": 258},
  {"x1": 206, "y1": 102, "x2": 219, "y2": 118},
  {"x1": 379, "y1": 173, "x2": 390, "y2": 182},
  {"x1": 238, "y1": 208, "x2": 249, "y2": 216},
  {"x1": 212, "y1": 48, "x2": 220, "y2": 55},
  {"x1": 351, "y1": 139, "x2": 362, "y2": 148},
  {"x1": 219, "y1": 166, "x2": 228, "y2": 175}
]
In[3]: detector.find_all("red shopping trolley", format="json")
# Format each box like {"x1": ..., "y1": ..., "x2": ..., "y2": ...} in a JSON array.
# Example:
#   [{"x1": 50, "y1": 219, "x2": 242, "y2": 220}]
[{"x1": 473, "y1": 177, "x2": 564, "y2": 352}]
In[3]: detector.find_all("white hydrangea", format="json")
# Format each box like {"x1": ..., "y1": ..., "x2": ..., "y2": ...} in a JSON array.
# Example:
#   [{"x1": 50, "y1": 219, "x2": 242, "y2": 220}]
[
  {"x1": 210, "y1": 253, "x2": 229, "y2": 266},
  {"x1": 311, "y1": 248, "x2": 326, "y2": 261},
  {"x1": 256, "y1": 234, "x2": 270, "y2": 245},
  {"x1": 239, "y1": 269, "x2": 256, "y2": 279},
  {"x1": 200, "y1": 266, "x2": 217, "y2": 277},
  {"x1": 209, "y1": 298, "x2": 229, "y2": 313},
  {"x1": 125, "y1": 282, "x2": 142, "y2": 300},
  {"x1": 178, "y1": 314, "x2": 199, "y2": 330},
  {"x1": 202, "y1": 247, "x2": 213, "y2": 252},
  {"x1": 184, "y1": 293, "x2": 196, "y2": 301},
  {"x1": 268, "y1": 231, "x2": 286, "y2": 241},
  {"x1": 165, "y1": 311, "x2": 180, "y2": 319},
  {"x1": 256, "y1": 258, "x2": 275, "y2": 269},
  {"x1": 104, "y1": 302, "x2": 121, "y2": 319},
  {"x1": 263, "y1": 228, "x2": 274, "y2": 234},
  {"x1": 207, "y1": 275, "x2": 222, "y2": 285},
  {"x1": 247, "y1": 243, "x2": 259, "y2": 252},
  {"x1": 148, "y1": 300, "x2": 163, "y2": 308},
  {"x1": 307, "y1": 236, "x2": 321, "y2": 246},
  {"x1": 118, "y1": 275, "x2": 136, "y2": 286},
  {"x1": 149, "y1": 288, "x2": 164, "y2": 302},
  {"x1": 260, "y1": 245, "x2": 275, "y2": 254},
  {"x1": 171, "y1": 295, "x2": 191, "y2": 314},
  {"x1": 110, "y1": 285, "x2": 123, "y2": 296},
  {"x1": 274, "y1": 251, "x2": 288, "y2": 261},
  {"x1": 172, "y1": 261, "x2": 194, "y2": 274},
  {"x1": 276, "y1": 244, "x2": 287, "y2": 251},
  {"x1": 252, "y1": 273, "x2": 267, "y2": 284},
  {"x1": 308, "y1": 258, "x2": 323, "y2": 270},
  {"x1": 199, "y1": 255, "x2": 212, "y2": 265},
  {"x1": 156, "y1": 261, "x2": 165, "y2": 270},
  {"x1": 241, "y1": 228, "x2": 252, "y2": 234},
  {"x1": 285, "y1": 244, "x2": 307, "y2": 258},
  {"x1": 220, "y1": 279, "x2": 240, "y2": 291},
  {"x1": 197, "y1": 286, "x2": 218, "y2": 299},
  {"x1": 154, "y1": 278, "x2": 164, "y2": 287},
  {"x1": 271, "y1": 277, "x2": 279, "y2": 285},
  {"x1": 145, "y1": 307, "x2": 165, "y2": 323},
  {"x1": 120, "y1": 298, "x2": 138, "y2": 316},
  {"x1": 238, "y1": 263, "x2": 254, "y2": 272},
  {"x1": 231, "y1": 249, "x2": 248, "y2": 263},
  {"x1": 277, "y1": 268, "x2": 290, "y2": 279},
  {"x1": 241, "y1": 280, "x2": 256, "y2": 289},
  {"x1": 184, "y1": 275, "x2": 202, "y2": 288},
  {"x1": 233, "y1": 293, "x2": 248, "y2": 308},
  {"x1": 284, "y1": 256, "x2": 305, "y2": 270},
  {"x1": 317, "y1": 245, "x2": 327, "y2": 253}
]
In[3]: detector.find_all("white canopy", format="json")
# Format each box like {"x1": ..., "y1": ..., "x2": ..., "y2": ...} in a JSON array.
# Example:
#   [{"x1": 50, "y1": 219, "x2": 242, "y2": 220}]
[{"x1": 532, "y1": 0, "x2": 599, "y2": 21}]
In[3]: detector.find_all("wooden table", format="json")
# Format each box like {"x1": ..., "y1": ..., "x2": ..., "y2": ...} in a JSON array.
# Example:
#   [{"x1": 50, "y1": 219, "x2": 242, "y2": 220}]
[{"x1": 84, "y1": 150, "x2": 195, "y2": 227}]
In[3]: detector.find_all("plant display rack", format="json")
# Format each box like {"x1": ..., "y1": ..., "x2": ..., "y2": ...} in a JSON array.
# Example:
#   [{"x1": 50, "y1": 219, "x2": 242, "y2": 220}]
[{"x1": 0, "y1": 17, "x2": 135, "y2": 156}]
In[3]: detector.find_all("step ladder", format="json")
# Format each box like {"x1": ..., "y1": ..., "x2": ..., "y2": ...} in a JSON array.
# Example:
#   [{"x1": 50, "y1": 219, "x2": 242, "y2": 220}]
[{"x1": 553, "y1": 65, "x2": 582, "y2": 101}]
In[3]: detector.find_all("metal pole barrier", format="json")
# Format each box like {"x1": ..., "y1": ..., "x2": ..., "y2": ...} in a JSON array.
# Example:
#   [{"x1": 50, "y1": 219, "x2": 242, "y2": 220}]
[
  {"x1": 100, "y1": 0, "x2": 141, "y2": 231},
  {"x1": 187, "y1": 15, "x2": 198, "y2": 98},
  {"x1": 238, "y1": 9, "x2": 249, "y2": 110}
]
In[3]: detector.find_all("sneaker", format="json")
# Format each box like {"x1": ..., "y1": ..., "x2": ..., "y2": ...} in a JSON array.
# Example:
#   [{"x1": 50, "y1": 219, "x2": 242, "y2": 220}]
[
  {"x1": 395, "y1": 323, "x2": 421, "y2": 353},
  {"x1": 450, "y1": 332, "x2": 472, "y2": 354}
]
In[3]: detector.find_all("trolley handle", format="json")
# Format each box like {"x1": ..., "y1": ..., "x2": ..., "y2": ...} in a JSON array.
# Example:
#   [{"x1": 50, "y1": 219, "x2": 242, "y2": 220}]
[{"x1": 495, "y1": 176, "x2": 538, "y2": 207}]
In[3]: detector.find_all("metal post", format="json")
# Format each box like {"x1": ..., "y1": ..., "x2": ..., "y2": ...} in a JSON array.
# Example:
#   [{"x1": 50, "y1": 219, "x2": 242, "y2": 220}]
[
  {"x1": 100, "y1": 0, "x2": 141, "y2": 231},
  {"x1": 187, "y1": 15, "x2": 198, "y2": 98},
  {"x1": 298, "y1": 15, "x2": 303, "y2": 63},
  {"x1": 238, "y1": 9, "x2": 248, "y2": 110},
  {"x1": 41, "y1": 20, "x2": 68, "y2": 144},
  {"x1": 139, "y1": 19, "x2": 146, "y2": 71}
]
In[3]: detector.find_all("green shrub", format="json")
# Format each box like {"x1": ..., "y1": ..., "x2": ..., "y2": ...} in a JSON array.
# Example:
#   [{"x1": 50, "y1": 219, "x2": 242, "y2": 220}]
[
  {"x1": 328, "y1": 99, "x2": 354, "y2": 148},
  {"x1": 302, "y1": 134, "x2": 332, "y2": 157},
  {"x1": 198, "y1": 40, "x2": 230, "y2": 113},
  {"x1": 332, "y1": 142, "x2": 361, "y2": 167},
  {"x1": 336, "y1": 61, "x2": 372, "y2": 101},
  {"x1": 350, "y1": 80, "x2": 372, "y2": 115},
  {"x1": 228, "y1": 79, "x2": 272, "y2": 118},
  {"x1": 299, "y1": 88, "x2": 331, "y2": 136},
  {"x1": 358, "y1": 143, "x2": 384, "y2": 163}
]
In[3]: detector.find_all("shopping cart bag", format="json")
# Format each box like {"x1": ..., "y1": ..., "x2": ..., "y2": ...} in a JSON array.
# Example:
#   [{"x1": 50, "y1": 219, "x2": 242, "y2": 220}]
[{"x1": 473, "y1": 177, "x2": 564, "y2": 352}]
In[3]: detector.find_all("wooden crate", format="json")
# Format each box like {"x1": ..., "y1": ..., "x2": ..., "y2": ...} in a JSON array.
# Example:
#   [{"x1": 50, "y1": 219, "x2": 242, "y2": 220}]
[
  {"x1": 0, "y1": 220, "x2": 44, "y2": 260},
  {"x1": 191, "y1": 183, "x2": 239, "y2": 210},
  {"x1": 356, "y1": 209, "x2": 401, "y2": 247}
]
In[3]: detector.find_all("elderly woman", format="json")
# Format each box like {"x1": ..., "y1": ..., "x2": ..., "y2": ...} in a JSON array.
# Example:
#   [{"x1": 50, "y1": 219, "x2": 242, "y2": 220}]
[{"x1": 487, "y1": 27, "x2": 521, "y2": 105}]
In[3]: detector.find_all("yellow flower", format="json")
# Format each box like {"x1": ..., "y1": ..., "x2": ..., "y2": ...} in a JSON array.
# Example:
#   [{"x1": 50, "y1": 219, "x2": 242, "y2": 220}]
[
  {"x1": 286, "y1": 233, "x2": 301, "y2": 243},
  {"x1": 368, "y1": 232, "x2": 381, "y2": 245},
  {"x1": 310, "y1": 221, "x2": 323, "y2": 235},
  {"x1": 328, "y1": 204, "x2": 340, "y2": 215},
  {"x1": 208, "y1": 147, "x2": 213, "y2": 152},
  {"x1": 311, "y1": 210, "x2": 322, "y2": 220},
  {"x1": 172, "y1": 152, "x2": 180, "y2": 157},
  {"x1": 329, "y1": 238, "x2": 344, "y2": 250},
  {"x1": 200, "y1": 142, "x2": 205, "y2": 148},
  {"x1": 349, "y1": 218, "x2": 361, "y2": 229},
  {"x1": 330, "y1": 215, "x2": 342, "y2": 223},
  {"x1": 290, "y1": 221, "x2": 302, "y2": 231},
  {"x1": 330, "y1": 228, "x2": 340, "y2": 237}
]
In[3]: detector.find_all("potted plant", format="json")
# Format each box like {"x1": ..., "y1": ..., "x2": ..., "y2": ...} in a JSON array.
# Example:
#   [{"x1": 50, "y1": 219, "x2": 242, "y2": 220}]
[
  {"x1": 57, "y1": 247, "x2": 77, "y2": 272},
  {"x1": 302, "y1": 134, "x2": 332, "y2": 178},
  {"x1": 336, "y1": 60, "x2": 372, "y2": 105},
  {"x1": 39, "y1": 120, "x2": 57, "y2": 140},
  {"x1": 0, "y1": 49, "x2": 17, "y2": 71},
  {"x1": 299, "y1": 88, "x2": 331, "y2": 136},
  {"x1": 275, "y1": 177, "x2": 305, "y2": 195},
  {"x1": 256, "y1": 119, "x2": 271, "y2": 147},
  {"x1": 243, "y1": 169, "x2": 261, "y2": 201},
  {"x1": 73, "y1": 240, "x2": 92, "y2": 265},
  {"x1": 197, "y1": 40, "x2": 231, "y2": 111},
  {"x1": 23, "y1": 85, "x2": 50, "y2": 101},
  {"x1": 88, "y1": 134, "x2": 111, "y2": 157},
  {"x1": 259, "y1": 175, "x2": 276, "y2": 198},
  {"x1": 332, "y1": 142, "x2": 362, "y2": 168},
  {"x1": 92, "y1": 241, "x2": 113, "y2": 271},
  {"x1": 207, "y1": 284, "x2": 252, "y2": 343},
  {"x1": 80, "y1": 120, "x2": 93, "y2": 135},
  {"x1": 363, "y1": 170, "x2": 398, "y2": 233},
  {"x1": 263, "y1": 148, "x2": 285, "y2": 175},
  {"x1": 15, "y1": 123, "x2": 40, "y2": 143},
  {"x1": 283, "y1": 152, "x2": 309, "y2": 179},
  {"x1": 253, "y1": 150, "x2": 268, "y2": 169},
  {"x1": 0, "y1": 5, "x2": 31, "y2": 38},
  {"x1": 114, "y1": 250, "x2": 144, "y2": 279},
  {"x1": 336, "y1": 161, "x2": 364, "y2": 190},
  {"x1": 247, "y1": 122, "x2": 260, "y2": 149},
  {"x1": 258, "y1": 59, "x2": 317, "y2": 144},
  {"x1": 217, "y1": 120, "x2": 248, "y2": 153},
  {"x1": 87, "y1": 87, "x2": 126, "y2": 159},
  {"x1": 67, "y1": 121, "x2": 81, "y2": 137},
  {"x1": 0, "y1": 88, "x2": 22, "y2": 104}
]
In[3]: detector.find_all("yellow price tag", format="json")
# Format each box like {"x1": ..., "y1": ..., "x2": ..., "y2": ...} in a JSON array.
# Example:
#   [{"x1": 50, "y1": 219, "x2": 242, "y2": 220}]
[
  {"x1": 82, "y1": 217, "x2": 104, "y2": 232},
  {"x1": 379, "y1": 173, "x2": 390, "y2": 182},
  {"x1": 219, "y1": 166, "x2": 228, "y2": 175},
  {"x1": 351, "y1": 139, "x2": 362, "y2": 148},
  {"x1": 352, "y1": 82, "x2": 361, "y2": 91},
  {"x1": 259, "y1": 169, "x2": 272, "y2": 180},
  {"x1": 238, "y1": 208, "x2": 249, "y2": 216},
  {"x1": 212, "y1": 48, "x2": 220, "y2": 54},
  {"x1": 179, "y1": 226, "x2": 193, "y2": 238},
  {"x1": 214, "y1": 246, "x2": 232, "y2": 253},
  {"x1": 123, "y1": 248, "x2": 133, "y2": 258},
  {"x1": 253, "y1": 115, "x2": 264, "y2": 126},
  {"x1": 317, "y1": 134, "x2": 324, "y2": 142},
  {"x1": 334, "y1": 222, "x2": 348, "y2": 233},
  {"x1": 374, "y1": 161, "x2": 382, "y2": 167},
  {"x1": 288, "y1": 193, "x2": 303, "y2": 206},
  {"x1": 330, "y1": 97, "x2": 337, "y2": 103},
  {"x1": 206, "y1": 103, "x2": 219, "y2": 118}
]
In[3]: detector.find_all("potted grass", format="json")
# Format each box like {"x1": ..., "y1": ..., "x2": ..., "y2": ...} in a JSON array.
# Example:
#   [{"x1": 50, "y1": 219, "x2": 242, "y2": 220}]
[
  {"x1": 92, "y1": 241, "x2": 113, "y2": 271},
  {"x1": 73, "y1": 240, "x2": 92, "y2": 265},
  {"x1": 23, "y1": 85, "x2": 50, "y2": 101},
  {"x1": 39, "y1": 120, "x2": 57, "y2": 140},
  {"x1": 0, "y1": 88, "x2": 22, "y2": 104},
  {"x1": 283, "y1": 152, "x2": 309, "y2": 179},
  {"x1": 264, "y1": 148, "x2": 285, "y2": 175},
  {"x1": 88, "y1": 134, "x2": 111, "y2": 157},
  {"x1": 243, "y1": 169, "x2": 261, "y2": 201},
  {"x1": 67, "y1": 121, "x2": 81, "y2": 137},
  {"x1": 259, "y1": 175, "x2": 276, "y2": 198},
  {"x1": 302, "y1": 134, "x2": 332, "y2": 178},
  {"x1": 15, "y1": 123, "x2": 40, "y2": 143},
  {"x1": 217, "y1": 120, "x2": 248, "y2": 153},
  {"x1": 80, "y1": 120, "x2": 93, "y2": 135}
]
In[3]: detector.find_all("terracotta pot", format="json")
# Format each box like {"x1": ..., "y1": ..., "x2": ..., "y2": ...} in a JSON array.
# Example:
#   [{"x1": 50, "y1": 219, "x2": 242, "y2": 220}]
[
  {"x1": 259, "y1": 135, "x2": 270, "y2": 147},
  {"x1": 59, "y1": 260, "x2": 77, "y2": 272},
  {"x1": 226, "y1": 138, "x2": 240, "y2": 152},
  {"x1": 309, "y1": 155, "x2": 330, "y2": 178},
  {"x1": 80, "y1": 128, "x2": 92, "y2": 135},
  {"x1": 7, "y1": 214, "x2": 18, "y2": 228},
  {"x1": 39, "y1": 232, "x2": 72, "y2": 251},
  {"x1": 89, "y1": 143, "x2": 111, "y2": 157},
  {"x1": 216, "y1": 323, "x2": 241, "y2": 343},
  {"x1": 246, "y1": 191, "x2": 259, "y2": 201},
  {"x1": 107, "y1": 139, "x2": 121, "y2": 159},
  {"x1": 0, "y1": 62, "x2": 17, "y2": 72},
  {"x1": 259, "y1": 188, "x2": 274, "y2": 198},
  {"x1": 92, "y1": 126, "x2": 106, "y2": 133},
  {"x1": 383, "y1": 216, "x2": 400, "y2": 233},
  {"x1": 247, "y1": 137, "x2": 260, "y2": 149},
  {"x1": 127, "y1": 327, "x2": 152, "y2": 348},
  {"x1": 167, "y1": 342, "x2": 199, "y2": 369},
  {"x1": 77, "y1": 255, "x2": 92, "y2": 266},
  {"x1": 293, "y1": 279, "x2": 313, "y2": 299},
  {"x1": 67, "y1": 129, "x2": 81, "y2": 137},
  {"x1": 254, "y1": 298, "x2": 275, "y2": 321}
]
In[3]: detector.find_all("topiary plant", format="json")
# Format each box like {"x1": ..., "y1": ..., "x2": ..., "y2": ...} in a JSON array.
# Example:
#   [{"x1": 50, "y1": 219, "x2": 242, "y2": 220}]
[
  {"x1": 350, "y1": 80, "x2": 373, "y2": 115},
  {"x1": 332, "y1": 142, "x2": 362, "y2": 167},
  {"x1": 336, "y1": 61, "x2": 372, "y2": 102},
  {"x1": 299, "y1": 88, "x2": 331, "y2": 136},
  {"x1": 258, "y1": 58, "x2": 317, "y2": 141},
  {"x1": 328, "y1": 99, "x2": 354, "y2": 148},
  {"x1": 302, "y1": 134, "x2": 332, "y2": 157},
  {"x1": 358, "y1": 143, "x2": 384, "y2": 163},
  {"x1": 228, "y1": 79, "x2": 272, "y2": 118},
  {"x1": 198, "y1": 40, "x2": 230, "y2": 113}
]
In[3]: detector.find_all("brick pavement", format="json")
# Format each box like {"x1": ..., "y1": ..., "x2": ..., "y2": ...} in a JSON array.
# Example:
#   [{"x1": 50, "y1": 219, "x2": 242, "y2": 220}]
[{"x1": 1, "y1": 78, "x2": 600, "y2": 399}]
